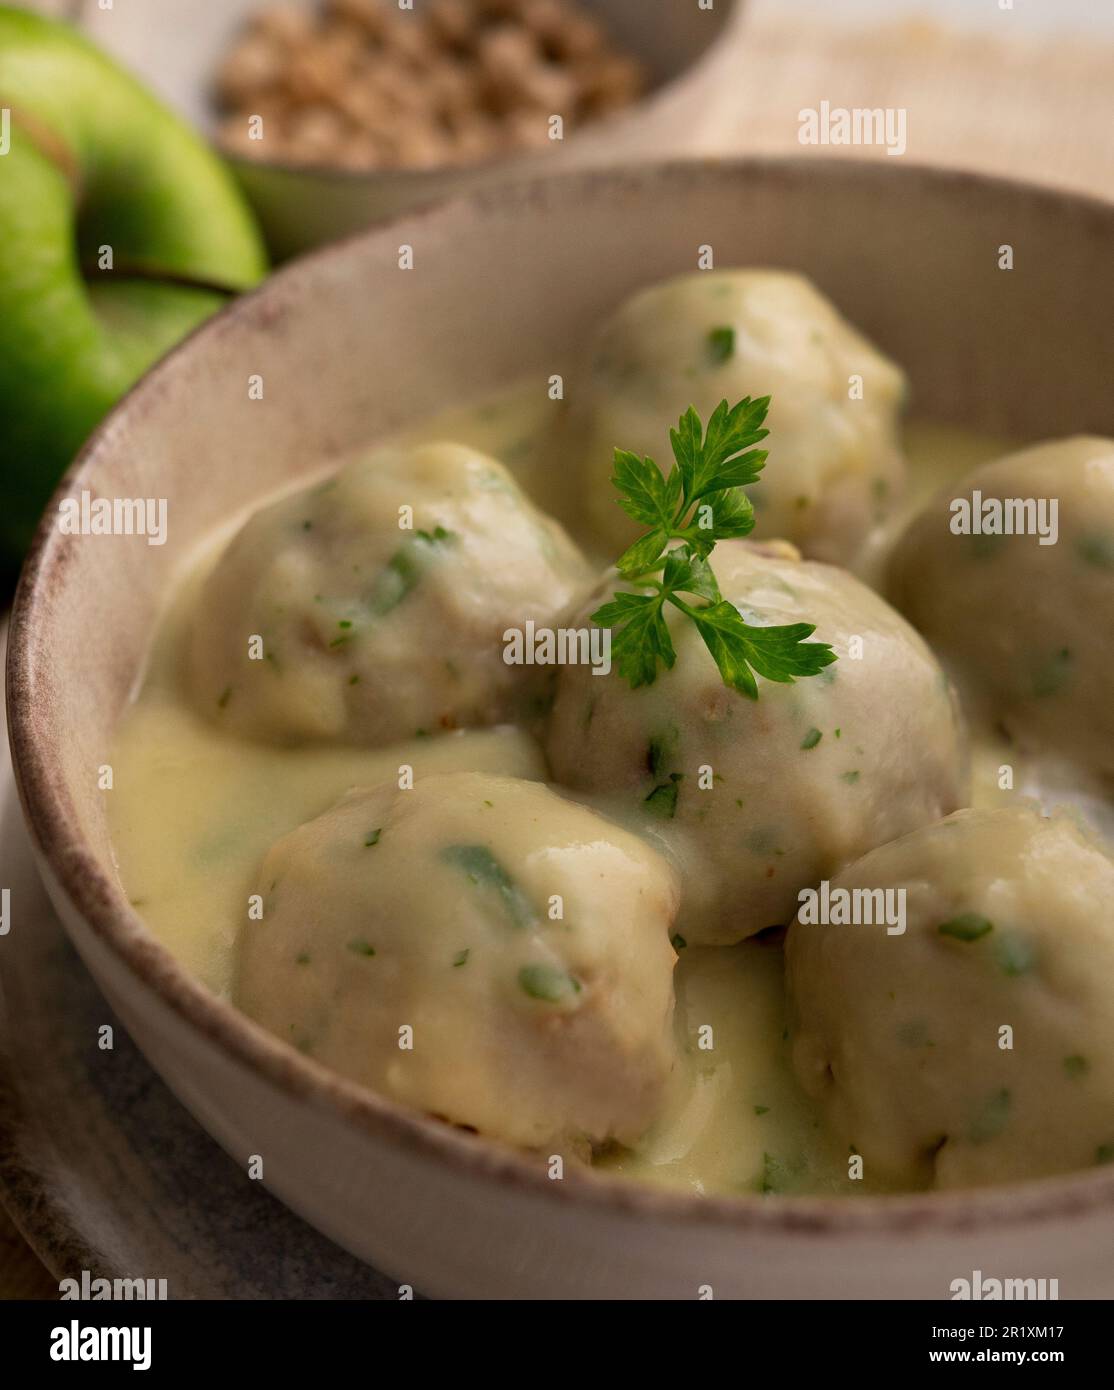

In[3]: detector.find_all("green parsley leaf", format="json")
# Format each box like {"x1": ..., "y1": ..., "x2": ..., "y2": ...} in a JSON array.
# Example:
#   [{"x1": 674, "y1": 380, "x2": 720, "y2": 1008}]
[
  {"x1": 591, "y1": 590, "x2": 676, "y2": 688},
  {"x1": 615, "y1": 526, "x2": 671, "y2": 580},
  {"x1": 676, "y1": 486, "x2": 756, "y2": 556},
  {"x1": 592, "y1": 398, "x2": 836, "y2": 698},
  {"x1": 670, "y1": 398, "x2": 770, "y2": 505},
  {"x1": 612, "y1": 449, "x2": 682, "y2": 533},
  {"x1": 680, "y1": 601, "x2": 834, "y2": 701},
  {"x1": 673, "y1": 397, "x2": 767, "y2": 505},
  {"x1": 661, "y1": 548, "x2": 721, "y2": 602}
]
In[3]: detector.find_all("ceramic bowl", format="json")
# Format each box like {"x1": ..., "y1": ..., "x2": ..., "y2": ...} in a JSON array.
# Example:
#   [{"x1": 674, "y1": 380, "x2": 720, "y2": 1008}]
[
  {"x1": 9, "y1": 159, "x2": 1114, "y2": 1299},
  {"x1": 74, "y1": 0, "x2": 749, "y2": 257}
]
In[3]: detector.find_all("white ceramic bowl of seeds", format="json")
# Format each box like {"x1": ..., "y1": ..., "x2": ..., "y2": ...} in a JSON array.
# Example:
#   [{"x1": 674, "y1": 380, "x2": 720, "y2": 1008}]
[{"x1": 76, "y1": 0, "x2": 749, "y2": 256}]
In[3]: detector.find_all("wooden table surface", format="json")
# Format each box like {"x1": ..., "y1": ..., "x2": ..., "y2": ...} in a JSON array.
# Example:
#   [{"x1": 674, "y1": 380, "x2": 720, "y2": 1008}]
[{"x1": 2, "y1": 1, "x2": 1112, "y2": 1300}]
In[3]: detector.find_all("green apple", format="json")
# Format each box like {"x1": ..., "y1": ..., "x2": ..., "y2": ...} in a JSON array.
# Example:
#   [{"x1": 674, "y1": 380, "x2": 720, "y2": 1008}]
[{"x1": 0, "y1": 6, "x2": 267, "y2": 571}]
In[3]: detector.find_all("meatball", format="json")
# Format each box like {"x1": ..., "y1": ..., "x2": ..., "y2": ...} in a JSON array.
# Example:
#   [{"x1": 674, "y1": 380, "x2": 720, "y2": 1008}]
[
  {"x1": 573, "y1": 270, "x2": 908, "y2": 566},
  {"x1": 545, "y1": 539, "x2": 968, "y2": 945},
  {"x1": 888, "y1": 436, "x2": 1114, "y2": 779},
  {"x1": 233, "y1": 771, "x2": 681, "y2": 1151},
  {"x1": 189, "y1": 441, "x2": 593, "y2": 745},
  {"x1": 786, "y1": 806, "x2": 1114, "y2": 1189}
]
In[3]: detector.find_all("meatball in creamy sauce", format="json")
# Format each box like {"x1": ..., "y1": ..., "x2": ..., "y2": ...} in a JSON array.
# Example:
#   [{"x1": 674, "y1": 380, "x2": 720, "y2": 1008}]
[
  {"x1": 571, "y1": 270, "x2": 908, "y2": 565},
  {"x1": 189, "y1": 440, "x2": 592, "y2": 745},
  {"x1": 235, "y1": 772, "x2": 680, "y2": 1152},
  {"x1": 106, "y1": 267, "x2": 1114, "y2": 1198},
  {"x1": 787, "y1": 807, "x2": 1114, "y2": 1189},
  {"x1": 547, "y1": 539, "x2": 968, "y2": 945},
  {"x1": 889, "y1": 436, "x2": 1114, "y2": 780}
]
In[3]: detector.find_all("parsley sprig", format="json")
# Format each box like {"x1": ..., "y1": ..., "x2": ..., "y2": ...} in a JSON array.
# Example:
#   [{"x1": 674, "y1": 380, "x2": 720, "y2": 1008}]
[{"x1": 590, "y1": 397, "x2": 837, "y2": 700}]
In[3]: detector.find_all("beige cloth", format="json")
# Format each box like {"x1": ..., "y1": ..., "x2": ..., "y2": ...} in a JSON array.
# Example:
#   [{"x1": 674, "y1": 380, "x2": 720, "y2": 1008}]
[{"x1": 722, "y1": 12, "x2": 1114, "y2": 202}]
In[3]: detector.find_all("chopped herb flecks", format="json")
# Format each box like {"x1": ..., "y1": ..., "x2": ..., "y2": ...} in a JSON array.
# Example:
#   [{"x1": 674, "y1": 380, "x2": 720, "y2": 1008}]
[
  {"x1": 758, "y1": 1151, "x2": 787, "y2": 1194},
  {"x1": 644, "y1": 773, "x2": 683, "y2": 818},
  {"x1": 367, "y1": 526, "x2": 457, "y2": 618},
  {"x1": 969, "y1": 1088, "x2": 1011, "y2": 1143},
  {"x1": 708, "y1": 326, "x2": 736, "y2": 364},
  {"x1": 938, "y1": 912, "x2": 993, "y2": 943},
  {"x1": 1032, "y1": 647, "x2": 1073, "y2": 698},
  {"x1": 800, "y1": 727, "x2": 823, "y2": 750},
  {"x1": 518, "y1": 963, "x2": 581, "y2": 1003},
  {"x1": 995, "y1": 930, "x2": 1036, "y2": 976},
  {"x1": 441, "y1": 844, "x2": 536, "y2": 929},
  {"x1": 347, "y1": 938, "x2": 376, "y2": 957}
]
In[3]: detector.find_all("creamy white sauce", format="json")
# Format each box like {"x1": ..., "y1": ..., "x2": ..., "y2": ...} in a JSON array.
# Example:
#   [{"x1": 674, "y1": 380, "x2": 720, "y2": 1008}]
[{"x1": 108, "y1": 382, "x2": 1099, "y2": 1196}]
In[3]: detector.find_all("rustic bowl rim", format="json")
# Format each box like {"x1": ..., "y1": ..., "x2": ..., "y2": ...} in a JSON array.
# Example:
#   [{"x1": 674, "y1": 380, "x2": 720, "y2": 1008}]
[{"x1": 9, "y1": 154, "x2": 1114, "y2": 1240}]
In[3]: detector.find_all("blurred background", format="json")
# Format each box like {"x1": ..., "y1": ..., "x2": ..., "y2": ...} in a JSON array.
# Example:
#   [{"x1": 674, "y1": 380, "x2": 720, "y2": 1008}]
[{"x1": 25, "y1": 0, "x2": 1114, "y2": 256}]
